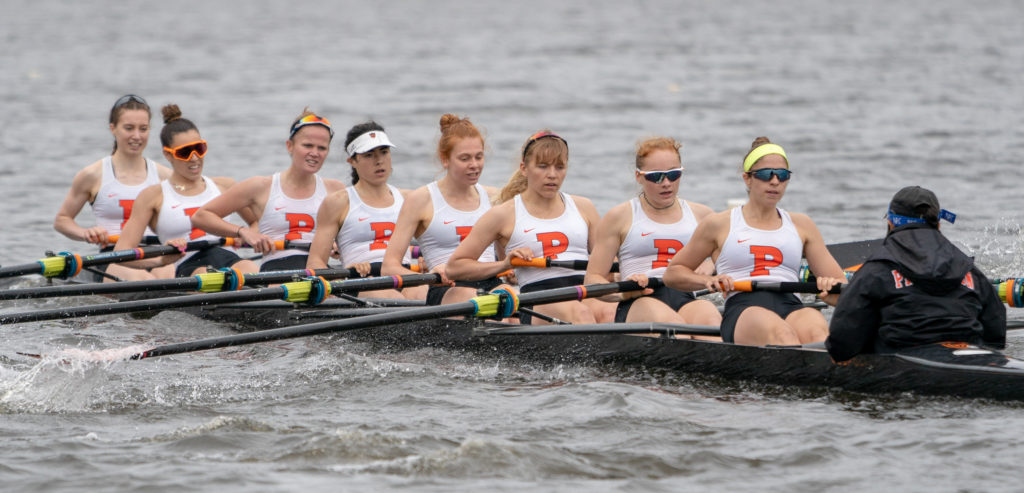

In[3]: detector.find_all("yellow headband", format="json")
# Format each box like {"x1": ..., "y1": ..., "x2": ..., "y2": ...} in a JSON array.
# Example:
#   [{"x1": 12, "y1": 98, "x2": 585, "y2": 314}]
[{"x1": 743, "y1": 143, "x2": 788, "y2": 172}]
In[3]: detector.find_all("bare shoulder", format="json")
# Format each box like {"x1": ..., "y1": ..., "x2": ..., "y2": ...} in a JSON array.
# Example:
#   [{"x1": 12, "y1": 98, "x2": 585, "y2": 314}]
[
  {"x1": 403, "y1": 185, "x2": 432, "y2": 209},
  {"x1": 71, "y1": 159, "x2": 104, "y2": 185},
  {"x1": 787, "y1": 210, "x2": 818, "y2": 231},
  {"x1": 684, "y1": 200, "x2": 716, "y2": 220},
  {"x1": 154, "y1": 163, "x2": 174, "y2": 180},
  {"x1": 482, "y1": 185, "x2": 500, "y2": 203},
  {"x1": 700, "y1": 208, "x2": 732, "y2": 233},
  {"x1": 569, "y1": 194, "x2": 597, "y2": 213},
  {"x1": 211, "y1": 176, "x2": 237, "y2": 191},
  {"x1": 602, "y1": 200, "x2": 632, "y2": 226},
  {"x1": 322, "y1": 177, "x2": 347, "y2": 193}
]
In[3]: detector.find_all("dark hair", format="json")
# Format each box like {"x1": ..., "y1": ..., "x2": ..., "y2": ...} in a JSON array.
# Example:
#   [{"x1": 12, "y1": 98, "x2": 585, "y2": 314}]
[
  {"x1": 344, "y1": 121, "x2": 386, "y2": 185},
  {"x1": 159, "y1": 104, "x2": 199, "y2": 148},
  {"x1": 109, "y1": 95, "x2": 151, "y2": 154}
]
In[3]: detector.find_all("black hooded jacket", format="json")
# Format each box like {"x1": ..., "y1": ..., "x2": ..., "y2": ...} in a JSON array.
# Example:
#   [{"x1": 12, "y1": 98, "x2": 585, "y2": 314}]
[{"x1": 826, "y1": 224, "x2": 1006, "y2": 362}]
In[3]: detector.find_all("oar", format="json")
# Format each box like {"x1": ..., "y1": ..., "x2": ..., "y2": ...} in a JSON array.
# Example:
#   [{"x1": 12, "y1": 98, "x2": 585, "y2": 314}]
[
  {"x1": 119, "y1": 278, "x2": 651, "y2": 360},
  {"x1": 824, "y1": 238, "x2": 883, "y2": 271},
  {"x1": 0, "y1": 273, "x2": 440, "y2": 325},
  {"x1": 510, "y1": 257, "x2": 619, "y2": 272},
  {"x1": 0, "y1": 267, "x2": 357, "y2": 301},
  {"x1": 478, "y1": 321, "x2": 721, "y2": 338},
  {"x1": 0, "y1": 238, "x2": 312, "y2": 282}
]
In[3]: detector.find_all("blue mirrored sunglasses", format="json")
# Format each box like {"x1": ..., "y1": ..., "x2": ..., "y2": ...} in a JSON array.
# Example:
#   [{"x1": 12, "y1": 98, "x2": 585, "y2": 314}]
[
  {"x1": 747, "y1": 168, "x2": 792, "y2": 182},
  {"x1": 637, "y1": 167, "x2": 684, "y2": 184}
]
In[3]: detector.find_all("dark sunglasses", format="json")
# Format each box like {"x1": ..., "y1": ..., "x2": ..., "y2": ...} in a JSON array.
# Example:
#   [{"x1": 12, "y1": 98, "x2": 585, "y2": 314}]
[
  {"x1": 112, "y1": 94, "x2": 148, "y2": 110},
  {"x1": 637, "y1": 167, "x2": 684, "y2": 184},
  {"x1": 164, "y1": 140, "x2": 208, "y2": 161},
  {"x1": 747, "y1": 168, "x2": 792, "y2": 182}
]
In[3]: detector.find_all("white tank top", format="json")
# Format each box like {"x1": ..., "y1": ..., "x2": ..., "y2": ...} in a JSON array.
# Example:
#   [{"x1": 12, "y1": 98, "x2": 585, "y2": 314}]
[
  {"x1": 336, "y1": 185, "x2": 404, "y2": 266},
  {"x1": 258, "y1": 172, "x2": 327, "y2": 263},
  {"x1": 716, "y1": 206, "x2": 802, "y2": 299},
  {"x1": 417, "y1": 181, "x2": 495, "y2": 270},
  {"x1": 505, "y1": 193, "x2": 589, "y2": 287},
  {"x1": 91, "y1": 156, "x2": 161, "y2": 236},
  {"x1": 156, "y1": 177, "x2": 222, "y2": 264},
  {"x1": 618, "y1": 197, "x2": 698, "y2": 279}
]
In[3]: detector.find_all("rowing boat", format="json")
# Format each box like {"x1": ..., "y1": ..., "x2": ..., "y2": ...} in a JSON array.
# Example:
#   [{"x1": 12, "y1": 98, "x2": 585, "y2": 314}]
[{"x1": 183, "y1": 298, "x2": 1024, "y2": 401}]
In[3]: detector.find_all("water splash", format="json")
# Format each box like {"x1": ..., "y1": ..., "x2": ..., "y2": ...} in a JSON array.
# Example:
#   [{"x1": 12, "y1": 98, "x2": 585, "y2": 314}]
[{"x1": 0, "y1": 345, "x2": 148, "y2": 413}]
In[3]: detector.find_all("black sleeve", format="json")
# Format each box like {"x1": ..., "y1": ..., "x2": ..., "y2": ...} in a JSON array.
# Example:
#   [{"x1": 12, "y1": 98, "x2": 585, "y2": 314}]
[
  {"x1": 972, "y1": 268, "x2": 1006, "y2": 349},
  {"x1": 826, "y1": 263, "x2": 884, "y2": 362}
]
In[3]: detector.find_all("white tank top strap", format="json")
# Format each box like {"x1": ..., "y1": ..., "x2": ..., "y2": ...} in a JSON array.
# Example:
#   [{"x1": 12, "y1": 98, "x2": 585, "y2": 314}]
[
  {"x1": 258, "y1": 172, "x2": 327, "y2": 263},
  {"x1": 156, "y1": 176, "x2": 223, "y2": 265},
  {"x1": 715, "y1": 206, "x2": 803, "y2": 299},
  {"x1": 505, "y1": 192, "x2": 590, "y2": 287},
  {"x1": 92, "y1": 156, "x2": 161, "y2": 236},
  {"x1": 418, "y1": 181, "x2": 494, "y2": 270},
  {"x1": 335, "y1": 184, "x2": 407, "y2": 266},
  {"x1": 617, "y1": 197, "x2": 698, "y2": 279}
]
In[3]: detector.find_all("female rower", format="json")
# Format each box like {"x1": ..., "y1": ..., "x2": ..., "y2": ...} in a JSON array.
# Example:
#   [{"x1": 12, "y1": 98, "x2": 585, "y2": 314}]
[
  {"x1": 190, "y1": 108, "x2": 346, "y2": 271},
  {"x1": 584, "y1": 137, "x2": 721, "y2": 331},
  {"x1": 307, "y1": 121, "x2": 423, "y2": 299},
  {"x1": 381, "y1": 114, "x2": 500, "y2": 305},
  {"x1": 446, "y1": 130, "x2": 608, "y2": 324},
  {"x1": 663, "y1": 136, "x2": 846, "y2": 345},
  {"x1": 112, "y1": 104, "x2": 259, "y2": 277},
  {"x1": 53, "y1": 94, "x2": 173, "y2": 281}
]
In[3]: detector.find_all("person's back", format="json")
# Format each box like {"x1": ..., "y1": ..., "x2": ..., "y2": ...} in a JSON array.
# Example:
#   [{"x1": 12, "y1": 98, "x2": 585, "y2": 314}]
[{"x1": 826, "y1": 186, "x2": 1005, "y2": 361}]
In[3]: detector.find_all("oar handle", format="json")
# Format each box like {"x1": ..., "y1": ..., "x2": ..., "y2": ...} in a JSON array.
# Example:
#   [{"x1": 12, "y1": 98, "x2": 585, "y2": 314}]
[{"x1": 732, "y1": 280, "x2": 844, "y2": 294}]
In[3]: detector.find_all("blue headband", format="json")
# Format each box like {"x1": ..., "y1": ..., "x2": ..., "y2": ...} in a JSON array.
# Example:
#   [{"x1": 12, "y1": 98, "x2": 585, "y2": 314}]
[{"x1": 886, "y1": 209, "x2": 957, "y2": 226}]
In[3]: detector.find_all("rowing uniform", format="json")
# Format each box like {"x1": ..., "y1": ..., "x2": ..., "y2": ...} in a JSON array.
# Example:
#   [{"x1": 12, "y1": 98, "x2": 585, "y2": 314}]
[
  {"x1": 156, "y1": 178, "x2": 242, "y2": 277},
  {"x1": 257, "y1": 172, "x2": 326, "y2": 272},
  {"x1": 336, "y1": 185, "x2": 407, "y2": 270},
  {"x1": 614, "y1": 198, "x2": 699, "y2": 323},
  {"x1": 506, "y1": 193, "x2": 589, "y2": 322},
  {"x1": 716, "y1": 206, "x2": 804, "y2": 342},
  {"x1": 91, "y1": 156, "x2": 161, "y2": 237},
  {"x1": 827, "y1": 224, "x2": 1005, "y2": 361},
  {"x1": 418, "y1": 181, "x2": 499, "y2": 305}
]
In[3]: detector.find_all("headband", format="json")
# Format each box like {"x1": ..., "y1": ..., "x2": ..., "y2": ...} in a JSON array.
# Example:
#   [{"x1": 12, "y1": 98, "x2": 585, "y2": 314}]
[{"x1": 743, "y1": 143, "x2": 788, "y2": 172}]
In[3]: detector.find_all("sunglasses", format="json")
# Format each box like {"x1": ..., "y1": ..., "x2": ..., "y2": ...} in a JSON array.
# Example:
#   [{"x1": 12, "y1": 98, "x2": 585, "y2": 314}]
[
  {"x1": 522, "y1": 131, "x2": 568, "y2": 159},
  {"x1": 164, "y1": 140, "x2": 208, "y2": 161},
  {"x1": 112, "y1": 94, "x2": 147, "y2": 110},
  {"x1": 289, "y1": 114, "x2": 334, "y2": 139},
  {"x1": 746, "y1": 168, "x2": 792, "y2": 182},
  {"x1": 637, "y1": 167, "x2": 684, "y2": 184}
]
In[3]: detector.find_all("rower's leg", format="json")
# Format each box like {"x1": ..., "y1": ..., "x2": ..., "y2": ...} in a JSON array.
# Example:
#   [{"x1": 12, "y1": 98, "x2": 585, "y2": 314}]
[
  {"x1": 677, "y1": 299, "x2": 723, "y2": 341},
  {"x1": 439, "y1": 286, "x2": 482, "y2": 305},
  {"x1": 583, "y1": 298, "x2": 616, "y2": 323},
  {"x1": 401, "y1": 284, "x2": 428, "y2": 301},
  {"x1": 733, "y1": 307, "x2": 801, "y2": 346},
  {"x1": 104, "y1": 263, "x2": 157, "y2": 282},
  {"x1": 626, "y1": 297, "x2": 686, "y2": 323},
  {"x1": 784, "y1": 307, "x2": 829, "y2": 344},
  {"x1": 529, "y1": 300, "x2": 596, "y2": 325}
]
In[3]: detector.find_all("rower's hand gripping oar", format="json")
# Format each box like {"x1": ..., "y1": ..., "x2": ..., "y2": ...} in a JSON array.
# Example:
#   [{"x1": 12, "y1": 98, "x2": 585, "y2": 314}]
[
  {"x1": 510, "y1": 257, "x2": 619, "y2": 272},
  {"x1": 114, "y1": 278, "x2": 655, "y2": 360}
]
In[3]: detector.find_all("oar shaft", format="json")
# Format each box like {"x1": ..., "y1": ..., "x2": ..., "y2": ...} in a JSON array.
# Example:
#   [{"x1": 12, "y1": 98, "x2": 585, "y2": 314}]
[
  {"x1": 130, "y1": 278, "x2": 649, "y2": 360},
  {"x1": 0, "y1": 273, "x2": 440, "y2": 325},
  {"x1": 0, "y1": 267, "x2": 355, "y2": 301}
]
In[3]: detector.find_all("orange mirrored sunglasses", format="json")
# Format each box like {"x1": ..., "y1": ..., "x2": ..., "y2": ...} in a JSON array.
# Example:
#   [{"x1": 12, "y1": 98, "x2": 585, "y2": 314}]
[{"x1": 163, "y1": 140, "x2": 208, "y2": 161}]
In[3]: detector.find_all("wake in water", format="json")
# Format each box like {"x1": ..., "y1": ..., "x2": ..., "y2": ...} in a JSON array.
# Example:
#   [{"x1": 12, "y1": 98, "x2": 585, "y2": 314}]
[{"x1": 0, "y1": 345, "x2": 148, "y2": 413}]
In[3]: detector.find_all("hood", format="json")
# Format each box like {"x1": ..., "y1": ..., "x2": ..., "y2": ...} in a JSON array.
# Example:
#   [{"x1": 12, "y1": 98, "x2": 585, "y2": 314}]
[{"x1": 867, "y1": 223, "x2": 974, "y2": 295}]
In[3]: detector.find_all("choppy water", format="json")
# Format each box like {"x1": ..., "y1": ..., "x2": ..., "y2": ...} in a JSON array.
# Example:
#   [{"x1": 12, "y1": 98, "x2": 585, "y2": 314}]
[{"x1": 2, "y1": 0, "x2": 1024, "y2": 491}]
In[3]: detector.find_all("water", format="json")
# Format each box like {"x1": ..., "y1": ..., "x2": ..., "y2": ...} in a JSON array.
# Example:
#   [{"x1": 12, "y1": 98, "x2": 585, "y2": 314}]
[{"x1": 2, "y1": 0, "x2": 1024, "y2": 490}]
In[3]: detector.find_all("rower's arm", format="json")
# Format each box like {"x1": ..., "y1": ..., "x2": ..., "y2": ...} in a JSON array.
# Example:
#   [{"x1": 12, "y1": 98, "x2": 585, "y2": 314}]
[
  {"x1": 585, "y1": 202, "x2": 629, "y2": 301},
  {"x1": 382, "y1": 188, "x2": 429, "y2": 277},
  {"x1": 663, "y1": 213, "x2": 724, "y2": 292},
  {"x1": 113, "y1": 185, "x2": 180, "y2": 268},
  {"x1": 191, "y1": 177, "x2": 260, "y2": 238},
  {"x1": 447, "y1": 204, "x2": 512, "y2": 281},
  {"x1": 54, "y1": 163, "x2": 103, "y2": 243},
  {"x1": 306, "y1": 190, "x2": 348, "y2": 270}
]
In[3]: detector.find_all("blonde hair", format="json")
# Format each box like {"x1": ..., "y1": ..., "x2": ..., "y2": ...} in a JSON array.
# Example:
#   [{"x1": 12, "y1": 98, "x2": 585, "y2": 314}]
[{"x1": 497, "y1": 130, "x2": 568, "y2": 204}]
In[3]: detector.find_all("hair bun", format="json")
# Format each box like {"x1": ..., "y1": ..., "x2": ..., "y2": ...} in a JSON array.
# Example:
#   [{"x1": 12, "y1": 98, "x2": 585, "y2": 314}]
[
  {"x1": 750, "y1": 136, "x2": 771, "y2": 149},
  {"x1": 439, "y1": 113, "x2": 462, "y2": 131},
  {"x1": 161, "y1": 104, "x2": 183, "y2": 124}
]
